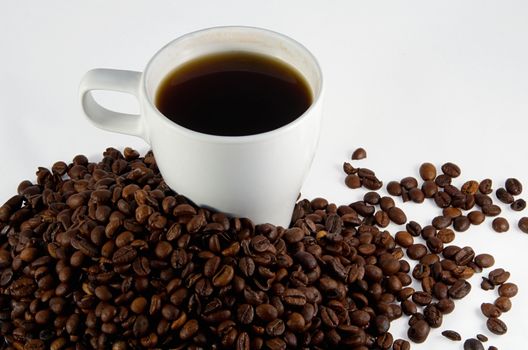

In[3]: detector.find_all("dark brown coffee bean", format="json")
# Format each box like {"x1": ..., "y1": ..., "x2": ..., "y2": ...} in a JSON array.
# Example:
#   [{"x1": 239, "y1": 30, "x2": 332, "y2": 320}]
[
  {"x1": 422, "y1": 180, "x2": 438, "y2": 198},
  {"x1": 283, "y1": 227, "x2": 304, "y2": 243},
  {"x1": 437, "y1": 228, "x2": 455, "y2": 243},
  {"x1": 482, "y1": 204, "x2": 501, "y2": 217},
  {"x1": 343, "y1": 162, "x2": 356, "y2": 175},
  {"x1": 409, "y1": 188, "x2": 425, "y2": 203},
  {"x1": 461, "y1": 180, "x2": 479, "y2": 195},
  {"x1": 481, "y1": 303, "x2": 502, "y2": 318},
  {"x1": 479, "y1": 179, "x2": 493, "y2": 194},
  {"x1": 441, "y1": 162, "x2": 461, "y2": 178},
  {"x1": 345, "y1": 174, "x2": 361, "y2": 189},
  {"x1": 387, "y1": 181, "x2": 402, "y2": 196},
  {"x1": 468, "y1": 211, "x2": 485, "y2": 225},
  {"x1": 412, "y1": 291, "x2": 432, "y2": 306},
  {"x1": 472, "y1": 255, "x2": 492, "y2": 270},
  {"x1": 434, "y1": 192, "x2": 451, "y2": 208},
  {"x1": 464, "y1": 338, "x2": 484, "y2": 350},
  {"x1": 448, "y1": 279, "x2": 471, "y2": 299},
  {"x1": 255, "y1": 304, "x2": 278, "y2": 322},
  {"x1": 519, "y1": 217, "x2": 528, "y2": 233},
  {"x1": 379, "y1": 196, "x2": 395, "y2": 211},
  {"x1": 505, "y1": 177, "x2": 523, "y2": 195},
  {"x1": 180, "y1": 319, "x2": 199, "y2": 340},
  {"x1": 407, "y1": 244, "x2": 427, "y2": 260},
  {"x1": 436, "y1": 299, "x2": 455, "y2": 314},
  {"x1": 488, "y1": 268, "x2": 510, "y2": 285},
  {"x1": 400, "y1": 177, "x2": 418, "y2": 190},
  {"x1": 212, "y1": 265, "x2": 234, "y2": 287},
  {"x1": 352, "y1": 147, "x2": 367, "y2": 160},
  {"x1": 476, "y1": 334, "x2": 488, "y2": 342},
  {"x1": 392, "y1": 339, "x2": 411, "y2": 350},
  {"x1": 498, "y1": 283, "x2": 518, "y2": 298},
  {"x1": 395, "y1": 231, "x2": 413, "y2": 248},
  {"x1": 496, "y1": 188, "x2": 514, "y2": 204},
  {"x1": 453, "y1": 216, "x2": 470, "y2": 232},
  {"x1": 294, "y1": 251, "x2": 317, "y2": 270},
  {"x1": 510, "y1": 198, "x2": 526, "y2": 212},
  {"x1": 486, "y1": 318, "x2": 507, "y2": 335},
  {"x1": 494, "y1": 296, "x2": 512, "y2": 312},
  {"x1": 442, "y1": 330, "x2": 462, "y2": 341},
  {"x1": 388, "y1": 207, "x2": 407, "y2": 225},
  {"x1": 282, "y1": 289, "x2": 306, "y2": 306},
  {"x1": 432, "y1": 215, "x2": 451, "y2": 229},
  {"x1": 407, "y1": 319, "x2": 430, "y2": 343},
  {"x1": 492, "y1": 217, "x2": 509, "y2": 233},
  {"x1": 454, "y1": 246, "x2": 475, "y2": 266}
]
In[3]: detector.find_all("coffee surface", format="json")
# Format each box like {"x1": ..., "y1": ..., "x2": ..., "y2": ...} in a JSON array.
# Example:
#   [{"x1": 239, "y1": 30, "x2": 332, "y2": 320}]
[{"x1": 155, "y1": 51, "x2": 312, "y2": 136}]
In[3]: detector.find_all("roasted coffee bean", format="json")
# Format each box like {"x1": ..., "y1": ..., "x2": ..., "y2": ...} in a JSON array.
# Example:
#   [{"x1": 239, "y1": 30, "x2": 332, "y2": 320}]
[
  {"x1": 486, "y1": 318, "x2": 507, "y2": 335},
  {"x1": 407, "y1": 244, "x2": 427, "y2": 260},
  {"x1": 434, "y1": 192, "x2": 451, "y2": 208},
  {"x1": 464, "y1": 338, "x2": 484, "y2": 350},
  {"x1": 386, "y1": 181, "x2": 402, "y2": 196},
  {"x1": 468, "y1": 211, "x2": 485, "y2": 225},
  {"x1": 461, "y1": 180, "x2": 479, "y2": 195},
  {"x1": 482, "y1": 204, "x2": 501, "y2": 217},
  {"x1": 442, "y1": 330, "x2": 461, "y2": 341},
  {"x1": 409, "y1": 188, "x2": 425, "y2": 203},
  {"x1": 441, "y1": 162, "x2": 461, "y2": 178},
  {"x1": 496, "y1": 188, "x2": 514, "y2": 204},
  {"x1": 395, "y1": 231, "x2": 413, "y2": 248},
  {"x1": 393, "y1": 339, "x2": 411, "y2": 350},
  {"x1": 488, "y1": 268, "x2": 510, "y2": 285},
  {"x1": 481, "y1": 303, "x2": 502, "y2": 318},
  {"x1": 494, "y1": 296, "x2": 512, "y2": 312},
  {"x1": 453, "y1": 216, "x2": 470, "y2": 232},
  {"x1": 388, "y1": 207, "x2": 407, "y2": 225},
  {"x1": 476, "y1": 334, "x2": 488, "y2": 342},
  {"x1": 419, "y1": 163, "x2": 436, "y2": 181},
  {"x1": 345, "y1": 175, "x2": 361, "y2": 189},
  {"x1": 448, "y1": 279, "x2": 471, "y2": 299},
  {"x1": 511, "y1": 198, "x2": 526, "y2": 211},
  {"x1": 400, "y1": 177, "x2": 418, "y2": 190},
  {"x1": 408, "y1": 319, "x2": 430, "y2": 343},
  {"x1": 498, "y1": 282, "x2": 518, "y2": 298},
  {"x1": 343, "y1": 162, "x2": 356, "y2": 175},
  {"x1": 474, "y1": 254, "x2": 495, "y2": 268},
  {"x1": 351, "y1": 147, "x2": 367, "y2": 160},
  {"x1": 478, "y1": 179, "x2": 493, "y2": 194},
  {"x1": 505, "y1": 178, "x2": 522, "y2": 195},
  {"x1": 519, "y1": 217, "x2": 528, "y2": 233},
  {"x1": 492, "y1": 217, "x2": 509, "y2": 233}
]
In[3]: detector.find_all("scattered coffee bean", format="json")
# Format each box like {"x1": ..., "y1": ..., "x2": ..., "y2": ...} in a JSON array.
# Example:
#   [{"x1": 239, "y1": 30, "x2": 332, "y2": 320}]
[
  {"x1": 486, "y1": 318, "x2": 507, "y2": 335},
  {"x1": 519, "y1": 217, "x2": 528, "y2": 233},
  {"x1": 419, "y1": 162, "x2": 437, "y2": 181},
  {"x1": 351, "y1": 147, "x2": 367, "y2": 160},
  {"x1": 343, "y1": 162, "x2": 356, "y2": 175},
  {"x1": 494, "y1": 296, "x2": 512, "y2": 312},
  {"x1": 488, "y1": 268, "x2": 510, "y2": 285},
  {"x1": 442, "y1": 330, "x2": 462, "y2": 341},
  {"x1": 464, "y1": 338, "x2": 485, "y2": 350},
  {"x1": 468, "y1": 211, "x2": 485, "y2": 225},
  {"x1": 488, "y1": 346, "x2": 498, "y2": 350},
  {"x1": 477, "y1": 334, "x2": 488, "y2": 342},
  {"x1": 495, "y1": 188, "x2": 514, "y2": 204},
  {"x1": 475, "y1": 254, "x2": 495, "y2": 268},
  {"x1": 441, "y1": 162, "x2": 461, "y2": 178},
  {"x1": 492, "y1": 217, "x2": 509, "y2": 233},
  {"x1": 505, "y1": 178, "x2": 522, "y2": 195},
  {"x1": 408, "y1": 319, "x2": 430, "y2": 343},
  {"x1": 498, "y1": 283, "x2": 518, "y2": 298},
  {"x1": 479, "y1": 179, "x2": 493, "y2": 194},
  {"x1": 345, "y1": 174, "x2": 361, "y2": 189},
  {"x1": 481, "y1": 303, "x2": 502, "y2": 318},
  {"x1": 510, "y1": 198, "x2": 526, "y2": 211}
]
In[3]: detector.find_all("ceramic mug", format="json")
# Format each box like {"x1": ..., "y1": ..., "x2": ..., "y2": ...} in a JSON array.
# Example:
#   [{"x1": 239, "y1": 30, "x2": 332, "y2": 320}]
[{"x1": 79, "y1": 26, "x2": 323, "y2": 227}]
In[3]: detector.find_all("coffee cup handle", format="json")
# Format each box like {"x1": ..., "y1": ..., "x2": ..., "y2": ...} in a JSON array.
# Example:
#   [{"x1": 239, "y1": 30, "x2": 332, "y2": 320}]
[{"x1": 79, "y1": 69, "x2": 147, "y2": 141}]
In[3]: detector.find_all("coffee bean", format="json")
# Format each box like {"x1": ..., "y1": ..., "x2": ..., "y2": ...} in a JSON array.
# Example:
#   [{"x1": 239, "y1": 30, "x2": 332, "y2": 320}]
[
  {"x1": 407, "y1": 244, "x2": 427, "y2": 260},
  {"x1": 434, "y1": 192, "x2": 451, "y2": 208},
  {"x1": 496, "y1": 188, "x2": 514, "y2": 204},
  {"x1": 486, "y1": 318, "x2": 507, "y2": 335},
  {"x1": 453, "y1": 216, "x2": 470, "y2": 232},
  {"x1": 422, "y1": 180, "x2": 438, "y2": 198},
  {"x1": 479, "y1": 179, "x2": 493, "y2": 194},
  {"x1": 419, "y1": 162, "x2": 436, "y2": 181},
  {"x1": 477, "y1": 334, "x2": 488, "y2": 342},
  {"x1": 481, "y1": 303, "x2": 502, "y2": 318},
  {"x1": 351, "y1": 147, "x2": 367, "y2": 160},
  {"x1": 343, "y1": 162, "x2": 356, "y2": 175},
  {"x1": 424, "y1": 304, "x2": 442, "y2": 328},
  {"x1": 448, "y1": 279, "x2": 471, "y2": 299},
  {"x1": 482, "y1": 277, "x2": 497, "y2": 290},
  {"x1": 488, "y1": 268, "x2": 510, "y2": 285},
  {"x1": 409, "y1": 188, "x2": 425, "y2": 203},
  {"x1": 494, "y1": 296, "x2": 512, "y2": 312},
  {"x1": 510, "y1": 198, "x2": 526, "y2": 211},
  {"x1": 505, "y1": 178, "x2": 522, "y2": 195},
  {"x1": 442, "y1": 330, "x2": 461, "y2": 341},
  {"x1": 379, "y1": 196, "x2": 395, "y2": 211},
  {"x1": 498, "y1": 282, "x2": 518, "y2": 298},
  {"x1": 441, "y1": 162, "x2": 461, "y2": 178},
  {"x1": 395, "y1": 231, "x2": 413, "y2": 248},
  {"x1": 468, "y1": 211, "x2": 485, "y2": 225},
  {"x1": 492, "y1": 217, "x2": 509, "y2": 233},
  {"x1": 474, "y1": 254, "x2": 495, "y2": 268},
  {"x1": 464, "y1": 338, "x2": 484, "y2": 350},
  {"x1": 393, "y1": 339, "x2": 411, "y2": 350},
  {"x1": 345, "y1": 174, "x2": 361, "y2": 189},
  {"x1": 387, "y1": 181, "x2": 402, "y2": 196},
  {"x1": 482, "y1": 204, "x2": 501, "y2": 217},
  {"x1": 400, "y1": 177, "x2": 418, "y2": 190},
  {"x1": 388, "y1": 207, "x2": 407, "y2": 225},
  {"x1": 519, "y1": 217, "x2": 528, "y2": 233},
  {"x1": 408, "y1": 319, "x2": 430, "y2": 343}
]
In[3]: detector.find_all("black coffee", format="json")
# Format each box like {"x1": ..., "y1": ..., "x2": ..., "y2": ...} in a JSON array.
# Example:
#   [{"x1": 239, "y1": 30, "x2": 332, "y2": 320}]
[{"x1": 155, "y1": 51, "x2": 312, "y2": 136}]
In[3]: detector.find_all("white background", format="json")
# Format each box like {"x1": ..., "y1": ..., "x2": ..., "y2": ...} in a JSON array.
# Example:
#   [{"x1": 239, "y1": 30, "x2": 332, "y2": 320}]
[{"x1": 1, "y1": 1, "x2": 528, "y2": 348}]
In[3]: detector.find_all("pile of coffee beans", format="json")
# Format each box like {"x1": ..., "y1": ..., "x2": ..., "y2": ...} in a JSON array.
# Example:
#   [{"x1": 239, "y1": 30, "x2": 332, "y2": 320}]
[
  {"x1": 0, "y1": 148, "x2": 414, "y2": 350},
  {"x1": 0, "y1": 146, "x2": 522, "y2": 349}
]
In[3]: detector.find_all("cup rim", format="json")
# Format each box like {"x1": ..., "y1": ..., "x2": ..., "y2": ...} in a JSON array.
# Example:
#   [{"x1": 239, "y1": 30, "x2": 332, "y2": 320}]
[{"x1": 142, "y1": 25, "x2": 323, "y2": 143}]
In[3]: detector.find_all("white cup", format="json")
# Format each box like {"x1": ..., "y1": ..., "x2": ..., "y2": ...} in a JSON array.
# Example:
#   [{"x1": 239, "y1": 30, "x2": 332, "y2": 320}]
[{"x1": 79, "y1": 26, "x2": 323, "y2": 227}]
